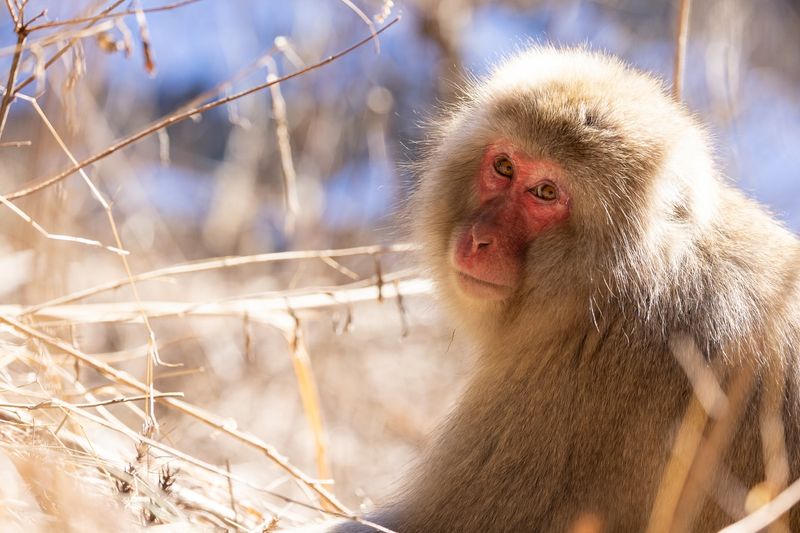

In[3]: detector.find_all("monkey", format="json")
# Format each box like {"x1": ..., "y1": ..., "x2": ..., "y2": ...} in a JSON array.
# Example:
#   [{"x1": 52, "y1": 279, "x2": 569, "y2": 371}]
[{"x1": 328, "y1": 47, "x2": 800, "y2": 532}]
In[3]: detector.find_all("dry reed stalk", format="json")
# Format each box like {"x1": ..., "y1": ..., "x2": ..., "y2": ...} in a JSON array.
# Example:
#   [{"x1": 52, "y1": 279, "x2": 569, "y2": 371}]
[
  {"x1": 672, "y1": 0, "x2": 692, "y2": 100},
  {"x1": 720, "y1": 477, "x2": 800, "y2": 533},
  {"x1": 0, "y1": 2, "x2": 27, "y2": 140},
  {"x1": 265, "y1": 56, "x2": 300, "y2": 235},
  {"x1": 288, "y1": 320, "x2": 335, "y2": 510},
  {"x1": 338, "y1": 0, "x2": 381, "y2": 53},
  {"x1": 25, "y1": 0, "x2": 203, "y2": 32},
  {"x1": 0, "y1": 313, "x2": 352, "y2": 514},
  {"x1": 3, "y1": 93, "x2": 129, "y2": 254},
  {"x1": 0, "y1": 400, "x2": 281, "y2": 528},
  {"x1": 4, "y1": 17, "x2": 399, "y2": 201},
  {"x1": 644, "y1": 395, "x2": 707, "y2": 533},
  {"x1": 0, "y1": 269, "x2": 425, "y2": 529},
  {"x1": 668, "y1": 366, "x2": 756, "y2": 531},
  {"x1": 0, "y1": 392, "x2": 183, "y2": 410},
  {"x1": 0, "y1": 277, "x2": 431, "y2": 326},
  {"x1": 756, "y1": 361, "x2": 792, "y2": 532},
  {"x1": 0, "y1": 3, "x2": 411, "y2": 532},
  {"x1": 22, "y1": 243, "x2": 416, "y2": 313},
  {"x1": 0, "y1": 21, "x2": 117, "y2": 59},
  {"x1": 2, "y1": 11, "x2": 400, "y2": 442},
  {"x1": 3, "y1": 1, "x2": 18, "y2": 26},
  {"x1": 0, "y1": 139, "x2": 30, "y2": 147},
  {"x1": 0, "y1": 192, "x2": 127, "y2": 254},
  {"x1": 1, "y1": 4, "x2": 171, "y2": 433},
  {"x1": 0, "y1": 393, "x2": 395, "y2": 530},
  {"x1": 13, "y1": 1, "x2": 126, "y2": 94}
]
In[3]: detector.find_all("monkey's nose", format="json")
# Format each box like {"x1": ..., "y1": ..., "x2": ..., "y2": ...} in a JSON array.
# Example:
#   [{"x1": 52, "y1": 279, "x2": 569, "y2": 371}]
[{"x1": 470, "y1": 233, "x2": 494, "y2": 254}]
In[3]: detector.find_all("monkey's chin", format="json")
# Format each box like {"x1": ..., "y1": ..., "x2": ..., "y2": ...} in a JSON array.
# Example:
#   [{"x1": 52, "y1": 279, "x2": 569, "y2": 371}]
[{"x1": 454, "y1": 271, "x2": 513, "y2": 301}]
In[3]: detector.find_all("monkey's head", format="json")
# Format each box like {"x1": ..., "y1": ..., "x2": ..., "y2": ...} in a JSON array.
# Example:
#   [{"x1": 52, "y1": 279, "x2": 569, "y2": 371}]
[{"x1": 413, "y1": 47, "x2": 719, "y2": 340}]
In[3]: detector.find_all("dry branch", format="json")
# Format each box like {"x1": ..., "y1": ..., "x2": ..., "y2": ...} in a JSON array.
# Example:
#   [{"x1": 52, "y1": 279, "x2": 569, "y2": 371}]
[
  {"x1": 4, "y1": 277, "x2": 432, "y2": 327},
  {"x1": 0, "y1": 312, "x2": 352, "y2": 515},
  {"x1": 4, "y1": 17, "x2": 399, "y2": 201},
  {"x1": 0, "y1": 392, "x2": 183, "y2": 410},
  {"x1": 0, "y1": 31, "x2": 26, "y2": 139},
  {"x1": 0, "y1": 3, "x2": 409, "y2": 531},
  {"x1": 265, "y1": 56, "x2": 300, "y2": 234},
  {"x1": 672, "y1": 0, "x2": 692, "y2": 100},
  {"x1": 13, "y1": 1, "x2": 126, "y2": 94},
  {"x1": 720, "y1": 478, "x2": 800, "y2": 533},
  {"x1": 25, "y1": 0, "x2": 203, "y2": 32},
  {"x1": 23, "y1": 243, "x2": 416, "y2": 313}
]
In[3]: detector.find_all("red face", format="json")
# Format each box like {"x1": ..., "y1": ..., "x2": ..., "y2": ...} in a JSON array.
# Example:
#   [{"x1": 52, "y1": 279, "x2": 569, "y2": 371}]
[{"x1": 451, "y1": 142, "x2": 571, "y2": 300}]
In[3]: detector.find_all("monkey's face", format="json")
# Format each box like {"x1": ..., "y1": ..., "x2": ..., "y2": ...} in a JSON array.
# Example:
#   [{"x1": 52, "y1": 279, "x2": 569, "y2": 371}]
[
  {"x1": 414, "y1": 47, "x2": 717, "y2": 337},
  {"x1": 450, "y1": 141, "x2": 571, "y2": 301}
]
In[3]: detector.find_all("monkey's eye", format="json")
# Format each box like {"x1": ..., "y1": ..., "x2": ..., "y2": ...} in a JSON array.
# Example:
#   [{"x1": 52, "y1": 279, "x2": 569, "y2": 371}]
[
  {"x1": 529, "y1": 182, "x2": 559, "y2": 202},
  {"x1": 493, "y1": 156, "x2": 514, "y2": 178}
]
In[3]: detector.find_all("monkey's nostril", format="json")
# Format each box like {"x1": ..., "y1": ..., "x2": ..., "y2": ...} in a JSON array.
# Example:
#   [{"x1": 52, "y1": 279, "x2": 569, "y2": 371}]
[{"x1": 470, "y1": 235, "x2": 493, "y2": 254}]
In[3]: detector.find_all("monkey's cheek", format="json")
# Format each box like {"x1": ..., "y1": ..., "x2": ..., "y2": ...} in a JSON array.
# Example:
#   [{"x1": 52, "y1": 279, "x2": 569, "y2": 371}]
[{"x1": 453, "y1": 271, "x2": 514, "y2": 301}]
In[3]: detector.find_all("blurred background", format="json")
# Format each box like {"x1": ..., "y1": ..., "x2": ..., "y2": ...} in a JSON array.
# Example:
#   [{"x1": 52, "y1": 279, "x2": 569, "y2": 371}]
[{"x1": 0, "y1": 0, "x2": 798, "y2": 529}]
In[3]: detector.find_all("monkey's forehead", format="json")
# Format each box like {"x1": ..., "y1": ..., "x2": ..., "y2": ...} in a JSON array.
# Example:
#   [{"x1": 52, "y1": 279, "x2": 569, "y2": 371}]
[
  {"x1": 478, "y1": 47, "x2": 673, "y2": 122},
  {"x1": 450, "y1": 46, "x2": 710, "y2": 172}
]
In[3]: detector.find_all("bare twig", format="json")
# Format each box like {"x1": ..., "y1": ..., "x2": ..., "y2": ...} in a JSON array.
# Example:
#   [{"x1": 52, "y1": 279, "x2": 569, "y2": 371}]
[
  {"x1": 669, "y1": 366, "x2": 756, "y2": 531},
  {"x1": 5, "y1": 277, "x2": 432, "y2": 327},
  {"x1": 672, "y1": 0, "x2": 692, "y2": 100},
  {"x1": 22, "y1": 243, "x2": 416, "y2": 314},
  {"x1": 264, "y1": 56, "x2": 300, "y2": 234},
  {"x1": 338, "y1": 0, "x2": 380, "y2": 53},
  {"x1": 4, "y1": 0, "x2": 19, "y2": 27},
  {"x1": 287, "y1": 314, "x2": 334, "y2": 509},
  {"x1": 4, "y1": 17, "x2": 400, "y2": 201},
  {"x1": 0, "y1": 139, "x2": 30, "y2": 147},
  {"x1": 0, "y1": 313, "x2": 351, "y2": 514},
  {"x1": 13, "y1": 1, "x2": 126, "y2": 94},
  {"x1": 0, "y1": 392, "x2": 184, "y2": 410},
  {"x1": 0, "y1": 21, "x2": 118, "y2": 60},
  {"x1": 132, "y1": 0, "x2": 156, "y2": 74},
  {"x1": 645, "y1": 395, "x2": 707, "y2": 533},
  {"x1": 9, "y1": 91, "x2": 168, "y2": 428},
  {"x1": 25, "y1": 0, "x2": 202, "y2": 32},
  {"x1": 668, "y1": 332, "x2": 727, "y2": 418},
  {"x1": 720, "y1": 477, "x2": 800, "y2": 533},
  {"x1": 23, "y1": 393, "x2": 329, "y2": 520},
  {"x1": 171, "y1": 46, "x2": 278, "y2": 115},
  {"x1": 321, "y1": 255, "x2": 361, "y2": 280},
  {"x1": 0, "y1": 31, "x2": 27, "y2": 140},
  {"x1": 0, "y1": 192, "x2": 128, "y2": 254},
  {"x1": 44, "y1": 400, "x2": 398, "y2": 531}
]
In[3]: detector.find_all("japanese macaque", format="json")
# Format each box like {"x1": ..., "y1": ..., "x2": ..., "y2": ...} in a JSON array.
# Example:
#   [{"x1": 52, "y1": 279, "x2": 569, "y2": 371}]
[{"x1": 334, "y1": 47, "x2": 800, "y2": 532}]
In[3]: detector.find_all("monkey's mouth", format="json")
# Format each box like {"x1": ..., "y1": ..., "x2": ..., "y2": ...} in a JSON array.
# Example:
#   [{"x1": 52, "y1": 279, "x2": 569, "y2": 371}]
[{"x1": 454, "y1": 271, "x2": 513, "y2": 301}]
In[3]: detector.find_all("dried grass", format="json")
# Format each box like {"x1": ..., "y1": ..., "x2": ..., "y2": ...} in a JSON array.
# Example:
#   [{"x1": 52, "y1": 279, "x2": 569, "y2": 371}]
[{"x1": 0, "y1": 1, "x2": 411, "y2": 530}]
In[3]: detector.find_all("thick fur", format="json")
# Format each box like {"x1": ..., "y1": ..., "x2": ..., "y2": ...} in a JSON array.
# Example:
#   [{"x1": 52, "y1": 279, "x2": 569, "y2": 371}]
[{"x1": 334, "y1": 47, "x2": 800, "y2": 532}]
